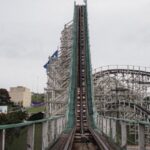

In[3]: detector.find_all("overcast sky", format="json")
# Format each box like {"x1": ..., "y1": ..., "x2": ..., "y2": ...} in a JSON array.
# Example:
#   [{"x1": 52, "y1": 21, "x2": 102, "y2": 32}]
[{"x1": 0, "y1": 0, "x2": 150, "y2": 92}]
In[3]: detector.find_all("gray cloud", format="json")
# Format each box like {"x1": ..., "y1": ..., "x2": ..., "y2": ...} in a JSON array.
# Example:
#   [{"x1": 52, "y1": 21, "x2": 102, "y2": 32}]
[
  {"x1": 89, "y1": 0, "x2": 150, "y2": 68},
  {"x1": 0, "y1": 0, "x2": 150, "y2": 92}
]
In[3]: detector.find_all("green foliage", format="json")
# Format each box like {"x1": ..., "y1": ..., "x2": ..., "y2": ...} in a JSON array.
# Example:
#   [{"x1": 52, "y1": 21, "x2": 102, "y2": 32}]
[
  {"x1": 28, "y1": 112, "x2": 44, "y2": 121},
  {"x1": 0, "y1": 88, "x2": 11, "y2": 105},
  {"x1": 32, "y1": 93, "x2": 44, "y2": 103},
  {"x1": 0, "y1": 111, "x2": 28, "y2": 125}
]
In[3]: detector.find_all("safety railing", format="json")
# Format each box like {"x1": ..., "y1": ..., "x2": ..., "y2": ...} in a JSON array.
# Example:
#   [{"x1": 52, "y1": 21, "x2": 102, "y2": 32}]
[
  {"x1": 95, "y1": 115, "x2": 150, "y2": 150},
  {"x1": 0, "y1": 115, "x2": 66, "y2": 150}
]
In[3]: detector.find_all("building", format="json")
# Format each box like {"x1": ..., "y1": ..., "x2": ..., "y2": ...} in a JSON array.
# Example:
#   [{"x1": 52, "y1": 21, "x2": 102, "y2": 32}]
[
  {"x1": 9, "y1": 86, "x2": 31, "y2": 107},
  {"x1": 0, "y1": 106, "x2": 7, "y2": 113}
]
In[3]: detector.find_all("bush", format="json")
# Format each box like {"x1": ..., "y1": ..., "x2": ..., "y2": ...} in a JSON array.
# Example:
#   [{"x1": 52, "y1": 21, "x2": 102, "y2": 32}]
[{"x1": 0, "y1": 111, "x2": 28, "y2": 125}]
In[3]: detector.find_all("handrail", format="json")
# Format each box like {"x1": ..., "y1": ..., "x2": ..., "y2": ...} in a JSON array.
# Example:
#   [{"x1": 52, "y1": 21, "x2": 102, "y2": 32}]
[
  {"x1": 84, "y1": 2, "x2": 96, "y2": 128},
  {"x1": 66, "y1": 3, "x2": 78, "y2": 129},
  {"x1": 0, "y1": 115, "x2": 64, "y2": 129}
]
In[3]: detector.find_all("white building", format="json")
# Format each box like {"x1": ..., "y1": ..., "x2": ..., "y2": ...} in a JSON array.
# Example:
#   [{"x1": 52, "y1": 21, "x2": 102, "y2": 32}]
[
  {"x1": 0, "y1": 106, "x2": 8, "y2": 114},
  {"x1": 9, "y1": 86, "x2": 31, "y2": 108}
]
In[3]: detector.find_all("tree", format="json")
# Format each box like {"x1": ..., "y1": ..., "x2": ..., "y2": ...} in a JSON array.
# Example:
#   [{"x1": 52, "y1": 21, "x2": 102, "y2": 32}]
[
  {"x1": 0, "y1": 89, "x2": 28, "y2": 124},
  {"x1": 32, "y1": 93, "x2": 44, "y2": 103},
  {"x1": 0, "y1": 89, "x2": 11, "y2": 105}
]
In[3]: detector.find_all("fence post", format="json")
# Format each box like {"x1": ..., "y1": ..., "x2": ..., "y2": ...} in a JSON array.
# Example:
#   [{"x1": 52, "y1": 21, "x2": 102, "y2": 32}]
[
  {"x1": 106, "y1": 118, "x2": 108, "y2": 135},
  {"x1": 54, "y1": 119, "x2": 57, "y2": 139},
  {"x1": 111, "y1": 119, "x2": 116, "y2": 142},
  {"x1": 42, "y1": 121, "x2": 49, "y2": 150},
  {"x1": 138, "y1": 124, "x2": 145, "y2": 150},
  {"x1": 107, "y1": 119, "x2": 110, "y2": 136},
  {"x1": 121, "y1": 121, "x2": 127, "y2": 149},
  {"x1": 101, "y1": 117, "x2": 104, "y2": 132},
  {"x1": 103, "y1": 117, "x2": 107, "y2": 134},
  {"x1": 27, "y1": 124, "x2": 35, "y2": 150},
  {"x1": 0, "y1": 129, "x2": 5, "y2": 150},
  {"x1": 109, "y1": 119, "x2": 112, "y2": 138}
]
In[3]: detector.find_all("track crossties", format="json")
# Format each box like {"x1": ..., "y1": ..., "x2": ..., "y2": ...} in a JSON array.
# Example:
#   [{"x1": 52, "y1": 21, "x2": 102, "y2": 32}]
[{"x1": 50, "y1": 5, "x2": 119, "y2": 150}]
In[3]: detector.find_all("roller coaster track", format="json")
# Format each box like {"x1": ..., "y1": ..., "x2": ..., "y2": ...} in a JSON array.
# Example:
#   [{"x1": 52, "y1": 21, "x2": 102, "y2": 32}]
[
  {"x1": 94, "y1": 69, "x2": 150, "y2": 78},
  {"x1": 50, "y1": 5, "x2": 119, "y2": 150},
  {"x1": 104, "y1": 101, "x2": 150, "y2": 116}
]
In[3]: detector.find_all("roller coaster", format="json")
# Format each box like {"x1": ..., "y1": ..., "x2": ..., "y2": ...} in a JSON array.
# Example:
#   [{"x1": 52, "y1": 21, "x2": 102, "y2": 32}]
[
  {"x1": 50, "y1": 5, "x2": 119, "y2": 150},
  {"x1": 45, "y1": 2, "x2": 150, "y2": 149},
  {"x1": 1, "y1": 1, "x2": 150, "y2": 150}
]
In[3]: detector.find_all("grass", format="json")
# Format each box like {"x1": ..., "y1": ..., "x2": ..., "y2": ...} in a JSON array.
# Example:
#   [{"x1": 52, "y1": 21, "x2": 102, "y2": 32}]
[{"x1": 26, "y1": 106, "x2": 46, "y2": 114}]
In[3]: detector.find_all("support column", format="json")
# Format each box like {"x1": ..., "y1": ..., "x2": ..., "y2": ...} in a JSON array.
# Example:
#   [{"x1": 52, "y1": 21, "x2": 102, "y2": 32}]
[
  {"x1": 27, "y1": 124, "x2": 35, "y2": 150},
  {"x1": 61, "y1": 118, "x2": 64, "y2": 131},
  {"x1": 0, "y1": 129, "x2": 5, "y2": 150},
  {"x1": 97, "y1": 116, "x2": 100, "y2": 128},
  {"x1": 101, "y1": 117, "x2": 104, "y2": 132},
  {"x1": 60, "y1": 118, "x2": 63, "y2": 134},
  {"x1": 106, "y1": 119, "x2": 108, "y2": 135},
  {"x1": 42, "y1": 121, "x2": 49, "y2": 150},
  {"x1": 54, "y1": 119, "x2": 57, "y2": 139},
  {"x1": 51, "y1": 120, "x2": 55, "y2": 140},
  {"x1": 111, "y1": 119, "x2": 116, "y2": 142},
  {"x1": 103, "y1": 118, "x2": 107, "y2": 134},
  {"x1": 138, "y1": 124, "x2": 145, "y2": 150},
  {"x1": 62, "y1": 117, "x2": 65, "y2": 131},
  {"x1": 109, "y1": 119, "x2": 112, "y2": 138},
  {"x1": 107, "y1": 119, "x2": 110, "y2": 136},
  {"x1": 121, "y1": 121, "x2": 127, "y2": 149},
  {"x1": 105, "y1": 118, "x2": 107, "y2": 134},
  {"x1": 2, "y1": 130, "x2": 5, "y2": 150},
  {"x1": 57, "y1": 119, "x2": 60, "y2": 135}
]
